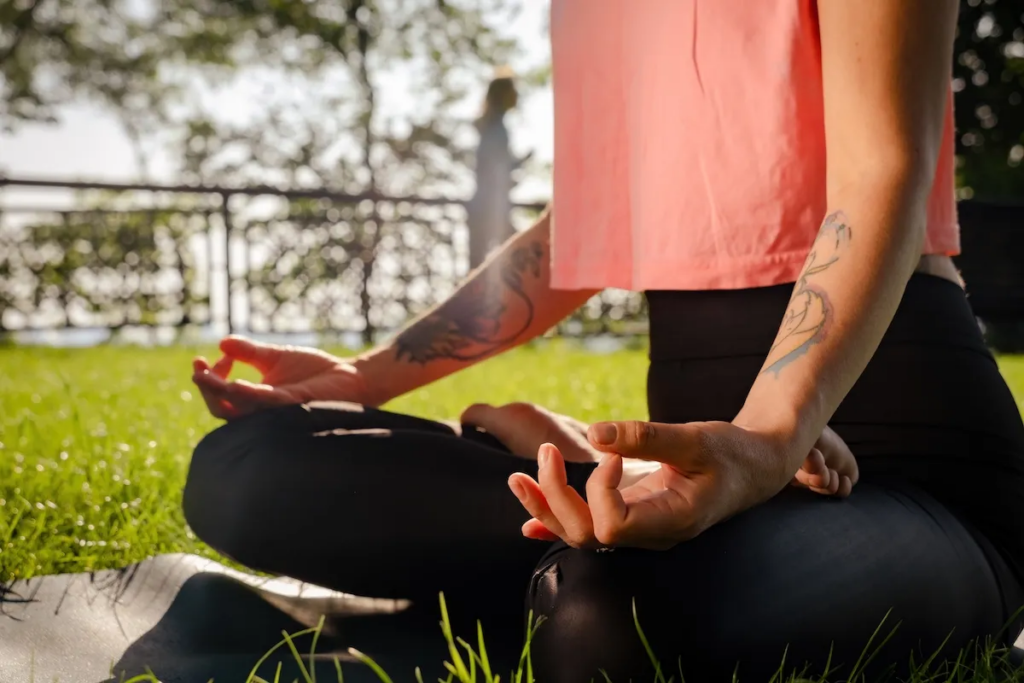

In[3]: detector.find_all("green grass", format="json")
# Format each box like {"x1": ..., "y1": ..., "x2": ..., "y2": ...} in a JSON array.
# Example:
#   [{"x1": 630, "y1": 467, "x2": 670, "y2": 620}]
[
  {"x1": 0, "y1": 341, "x2": 650, "y2": 581},
  {"x1": 1, "y1": 344, "x2": 1022, "y2": 580},
  {"x1": 2, "y1": 344, "x2": 1024, "y2": 682}
]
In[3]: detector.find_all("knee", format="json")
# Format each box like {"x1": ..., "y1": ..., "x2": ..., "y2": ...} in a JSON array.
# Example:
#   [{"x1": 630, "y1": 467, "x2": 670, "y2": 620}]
[
  {"x1": 526, "y1": 546, "x2": 659, "y2": 683},
  {"x1": 525, "y1": 543, "x2": 774, "y2": 683},
  {"x1": 181, "y1": 424, "x2": 231, "y2": 549},
  {"x1": 181, "y1": 420, "x2": 269, "y2": 565}
]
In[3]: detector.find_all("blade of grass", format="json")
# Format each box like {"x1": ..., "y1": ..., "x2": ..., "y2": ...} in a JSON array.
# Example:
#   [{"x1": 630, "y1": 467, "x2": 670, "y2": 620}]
[
  {"x1": 245, "y1": 625, "x2": 319, "y2": 683},
  {"x1": 349, "y1": 647, "x2": 395, "y2": 683},
  {"x1": 915, "y1": 628, "x2": 956, "y2": 682},
  {"x1": 515, "y1": 610, "x2": 545, "y2": 683},
  {"x1": 281, "y1": 628, "x2": 315, "y2": 683},
  {"x1": 767, "y1": 644, "x2": 789, "y2": 683},
  {"x1": 631, "y1": 597, "x2": 666, "y2": 683},
  {"x1": 439, "y1": 593, "x2": 472, "y2": 682},
  {"x1": 309, "y1": 615, "x2": 326, "y2": 683},
  {"x1": 458, "y1": 636, "x2": 490, "y2": 683},
  {"x1": 478, "y1": 621, "x2": 494, "y2": 682},
  {"x1": 943, "y1": 648, "x2": 965, "y2": 683},
  {"x1": 846, "y1": 610, "x2": 899, "y2": 682}
]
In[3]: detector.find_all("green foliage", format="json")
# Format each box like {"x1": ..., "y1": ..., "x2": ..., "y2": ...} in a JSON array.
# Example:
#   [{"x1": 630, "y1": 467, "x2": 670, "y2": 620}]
[
  {"x1": 0, "y1": 209, "x2": 210, "y2": 331},
  {"x1": 1, "y1": 0, "x2": 527, "y2": 195},
  {"x1": 954, "y1": 1, "x2": 1024, "y2": 199}
]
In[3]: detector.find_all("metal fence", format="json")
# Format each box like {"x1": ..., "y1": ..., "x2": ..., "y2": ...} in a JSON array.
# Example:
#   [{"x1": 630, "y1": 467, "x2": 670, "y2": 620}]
[{"x1": 0, "y1": 177, "x2": 648, "y2": 344}]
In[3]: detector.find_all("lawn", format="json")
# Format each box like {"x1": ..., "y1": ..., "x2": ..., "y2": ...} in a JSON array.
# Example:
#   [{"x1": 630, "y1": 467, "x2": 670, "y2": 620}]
[
  {"x1": 2, "y1": 344, "x2": 1024, "y2": 682},
  {"x1": 2, "y1": 343, "x2": 1023, "y2": 581},
  {"x1": 0, "y1": 341, "x2": 655, "y2": 582}
]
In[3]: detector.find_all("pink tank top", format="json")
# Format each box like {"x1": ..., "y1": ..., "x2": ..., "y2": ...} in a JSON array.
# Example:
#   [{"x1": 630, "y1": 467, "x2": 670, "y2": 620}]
[{"x1": 549, "y1": 0, "x2": 959, "y2": 291}]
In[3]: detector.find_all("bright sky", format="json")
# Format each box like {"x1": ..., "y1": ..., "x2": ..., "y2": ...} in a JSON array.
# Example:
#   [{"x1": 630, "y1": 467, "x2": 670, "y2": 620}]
[{"x1": 0, "y1": 1, "x2": 554, "y2": 206}]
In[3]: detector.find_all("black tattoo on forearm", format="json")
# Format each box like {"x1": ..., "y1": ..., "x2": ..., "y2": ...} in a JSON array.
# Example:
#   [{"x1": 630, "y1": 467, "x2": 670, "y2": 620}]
[
  {"x1": 393, "y1": 240, "x2": 544, "y2": 364},
  {"x1": 761, "y1": 211, "x2": 853, "y2": 376}
]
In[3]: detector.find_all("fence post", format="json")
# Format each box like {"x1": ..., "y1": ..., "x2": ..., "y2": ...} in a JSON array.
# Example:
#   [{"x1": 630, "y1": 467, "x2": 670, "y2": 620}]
[
  {"x1": 360, "y1": 198, "x2": 378, "y2": 348},
  {"x1": 220, "y1": 192, "x2": 234, "y2": 334}
]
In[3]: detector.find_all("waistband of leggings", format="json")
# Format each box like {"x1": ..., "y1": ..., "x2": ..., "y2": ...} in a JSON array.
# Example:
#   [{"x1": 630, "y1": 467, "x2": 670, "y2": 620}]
[{"x1": 647, "y1": 273, "x2": 991, "y2": 362}]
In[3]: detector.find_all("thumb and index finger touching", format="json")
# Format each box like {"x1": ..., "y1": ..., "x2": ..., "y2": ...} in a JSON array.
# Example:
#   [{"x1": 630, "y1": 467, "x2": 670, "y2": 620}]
[
  {"x1": 191, "y1": 337, "x2": 283, "y2": 419},
  {"x1": 217, "y1": 335, "x2": 280, "y2": 374},
  {"x1": 193, "y1": 337, "x2": 278, "y2": 383}
]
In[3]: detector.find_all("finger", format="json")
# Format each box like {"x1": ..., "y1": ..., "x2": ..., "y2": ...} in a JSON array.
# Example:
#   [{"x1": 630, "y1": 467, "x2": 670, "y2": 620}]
[
  {"x1": 805, "y1": 468, "x2": 842, "y2": 497},
  {"x1": 224, "y1": 378, "x2": 291, "y2": 406},
  {"x1": 508, "y1": 473, "x2": 568, "y2": 540},
  {"x1": 219, "y1": 336, "x2": 280, "y2": 374},
  {"x1": 847, "y1": 456, "x2": 861, "y2": 486},
  {"x1": 193, "y1": 357, "x2": 211, "y2": 373},
  {"x1": 793, "y1": 449, "x2": 831, "y2": 490},
  {"x1": 211, "y1": 355, "x2": 234, "y2": 379},
  {"x1": 536, "y1": 443, "x2": 595, "y2": 547},
  {"x1": 216, "y1": 382, "x2": 269, "y2": 417},
  {"x1": 587, "y1": 453, "x2": 630, "y2": 546},
  {"x1": 522, "y1": 518, "x2": 560, "y2": 541},
  {"x1": 838, "y1": 475, "x2": 853, "y2": 498},
  {"x1": 193, "y1": 371, "x2": 264, "y2": 417},
  {"x1": 587, "y1": 421, "x2": 697, "y2": 467},
  {"x1": 819, "y1": 427, "x2": 860, "y2": 485},
  {"x1": 192, "y1": 370, "x2": 236, "y2": 419},
  {"x1": 827, "y1": 468, "x2": 840, "y2": 495}
]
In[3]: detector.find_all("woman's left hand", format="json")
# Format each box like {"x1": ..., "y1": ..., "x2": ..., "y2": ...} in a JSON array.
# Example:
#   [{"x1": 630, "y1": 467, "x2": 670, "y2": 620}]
[{"x1": 507, "y1": 420, "x2": 801, "y2": 550}]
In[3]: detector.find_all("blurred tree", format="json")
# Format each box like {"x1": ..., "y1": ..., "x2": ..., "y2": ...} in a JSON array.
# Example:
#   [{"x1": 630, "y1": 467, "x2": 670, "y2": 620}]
[
  {"x1": 0, "y1": 0, "x2": 524, "y2": 193},
  {"x1": 953, "y1": 0, "x2": 1024, "y2": 199},
  {"x1": 1, "y1": 0, "x2": 533, "y2": 342}
]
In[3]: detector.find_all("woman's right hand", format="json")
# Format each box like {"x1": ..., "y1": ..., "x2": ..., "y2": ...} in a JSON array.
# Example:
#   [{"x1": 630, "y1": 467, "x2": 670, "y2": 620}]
[{"x1": 191, "y1": 336, "x2": 379, "y2": 420}]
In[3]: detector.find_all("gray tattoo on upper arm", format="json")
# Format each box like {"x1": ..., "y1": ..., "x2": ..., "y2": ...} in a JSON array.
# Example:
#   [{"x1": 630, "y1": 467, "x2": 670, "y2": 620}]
[
  {"x1": 393, "y1": 240, "x2": 544, "y2": 364},
  {"x1": 761, "y1": 211, "x2": 853, "y2": 376}
]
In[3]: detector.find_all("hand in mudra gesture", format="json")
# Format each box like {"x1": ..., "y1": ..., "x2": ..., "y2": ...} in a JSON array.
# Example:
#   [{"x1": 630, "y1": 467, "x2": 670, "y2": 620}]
[
  {"x1": 191, "y1": 336, "x2": 377, "y2": 420},
  {"x1": 505, "y1": 416, "x2": 858, "y2": 549}
]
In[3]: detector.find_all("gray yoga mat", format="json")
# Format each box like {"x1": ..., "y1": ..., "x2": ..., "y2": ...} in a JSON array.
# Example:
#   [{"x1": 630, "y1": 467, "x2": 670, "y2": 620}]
[{"x1": 0, "y1": 554, "x2": 523, "y2": 683}]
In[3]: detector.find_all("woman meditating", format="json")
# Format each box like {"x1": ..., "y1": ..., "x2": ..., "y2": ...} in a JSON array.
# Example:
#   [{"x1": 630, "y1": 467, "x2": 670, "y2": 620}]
[{"x1": 184, "y1": 1, "x2": 1024, "y2": 680}]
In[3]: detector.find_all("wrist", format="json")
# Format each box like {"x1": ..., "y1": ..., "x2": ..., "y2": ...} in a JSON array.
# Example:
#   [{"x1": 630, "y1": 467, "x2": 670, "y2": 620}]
[
  {"x1": 350, "y1": 348, "x2": 405, "y2": 407},
  {"x1": 732, "y1": 400, "x2": 818, "y2": 475}
]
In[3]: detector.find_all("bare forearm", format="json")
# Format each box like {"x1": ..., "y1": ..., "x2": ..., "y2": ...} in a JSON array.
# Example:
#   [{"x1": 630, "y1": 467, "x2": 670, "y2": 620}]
[
  {"x1": 735, "y1": 174, "x2": 930, "y2": 469},
  {"x1": 355, "y1": 208, "x2": 598, "y2": 404},
  {"x1": 731, "y1": 0, "x2": 959, "y2": 477}
]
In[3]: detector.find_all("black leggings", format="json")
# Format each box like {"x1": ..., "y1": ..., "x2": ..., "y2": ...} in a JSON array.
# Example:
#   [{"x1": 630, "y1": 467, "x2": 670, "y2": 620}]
[{"x1": 183, "y1": 275, "x2": 1024, "y2": 682}]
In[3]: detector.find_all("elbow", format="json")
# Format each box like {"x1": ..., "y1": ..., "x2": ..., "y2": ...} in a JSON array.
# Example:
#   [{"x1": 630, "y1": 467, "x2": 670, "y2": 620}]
[
  {"x1": 837, "y1": 147, "x2": 936, "y2": 196},
  {"x1": 831, "y1": 124, "x2": 942, "y2": 191},
  {"x1": 832, "y1": 145, "x2": 936, "y2": 217}
]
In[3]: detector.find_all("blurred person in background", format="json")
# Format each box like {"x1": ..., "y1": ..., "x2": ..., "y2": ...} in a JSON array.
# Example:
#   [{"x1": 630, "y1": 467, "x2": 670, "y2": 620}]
[
  {"x1": 183, "y1": 1, "x2": 1024, "y2": 681},
  {"x1": 467, "y1": 67, "x2": 530, "y2": 269}
]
